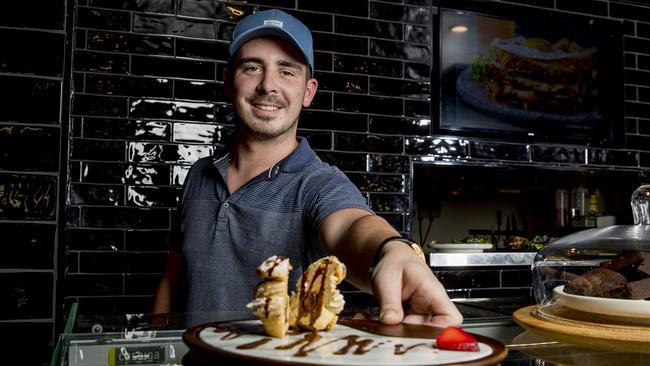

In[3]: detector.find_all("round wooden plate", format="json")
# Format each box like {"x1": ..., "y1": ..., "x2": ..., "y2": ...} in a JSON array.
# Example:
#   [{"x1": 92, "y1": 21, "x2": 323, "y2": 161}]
[
  {"x1": 513, "y1": 305, "x2": 650, "y2": 353},
  {"x1": 183, "y1": 318, "x2": 508, "y2": 366}
]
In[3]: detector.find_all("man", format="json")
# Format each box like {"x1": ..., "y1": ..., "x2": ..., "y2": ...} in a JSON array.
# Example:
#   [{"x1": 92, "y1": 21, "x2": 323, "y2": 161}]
[{"x1": 154, "y1": 9, "x2": 462, "y2": 328}]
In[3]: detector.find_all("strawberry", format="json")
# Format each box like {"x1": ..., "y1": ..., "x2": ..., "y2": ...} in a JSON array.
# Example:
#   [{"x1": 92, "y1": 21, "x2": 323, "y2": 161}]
[{"x1": 435, "y1": 326, "x2": 480, "y2": 352}]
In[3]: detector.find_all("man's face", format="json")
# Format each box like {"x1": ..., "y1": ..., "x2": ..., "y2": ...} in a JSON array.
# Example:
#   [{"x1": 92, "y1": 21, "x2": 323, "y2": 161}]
[{"x1": 225, "y1": 37, "x2": 318, "y2": 140}]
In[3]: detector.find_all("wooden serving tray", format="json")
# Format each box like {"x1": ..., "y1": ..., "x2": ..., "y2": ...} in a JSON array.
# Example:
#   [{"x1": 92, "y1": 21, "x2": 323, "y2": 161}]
[
  {"x1": 183, "y1": 318, "x2": 508, "y2": 366},
  {"x1": 513, "y1": 305, "x2": 650, "y2": 353}
]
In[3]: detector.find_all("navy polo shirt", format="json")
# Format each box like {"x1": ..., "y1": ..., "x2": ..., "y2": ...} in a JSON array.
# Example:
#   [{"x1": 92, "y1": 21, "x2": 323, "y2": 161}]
[{"x1": 174, "y1": 137, "x2": 372, "y2": 313}]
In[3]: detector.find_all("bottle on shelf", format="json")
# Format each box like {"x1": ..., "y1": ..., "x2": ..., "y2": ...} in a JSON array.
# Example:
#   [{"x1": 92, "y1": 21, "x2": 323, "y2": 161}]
[{"x1": 570, "y1": 185, "x2": 589, "y2": 227}]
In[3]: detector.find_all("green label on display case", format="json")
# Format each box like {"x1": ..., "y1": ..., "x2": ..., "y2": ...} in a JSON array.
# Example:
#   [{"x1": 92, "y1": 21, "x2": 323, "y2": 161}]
[{"x1": 108, "y1": 346, "x2": 165, "y2": 365}]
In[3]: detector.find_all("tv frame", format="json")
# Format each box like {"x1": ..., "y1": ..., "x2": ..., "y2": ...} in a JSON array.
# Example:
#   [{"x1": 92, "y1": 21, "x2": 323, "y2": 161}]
[{"x1": 431, "y1": 0, "x2": 625, "y2": 147}]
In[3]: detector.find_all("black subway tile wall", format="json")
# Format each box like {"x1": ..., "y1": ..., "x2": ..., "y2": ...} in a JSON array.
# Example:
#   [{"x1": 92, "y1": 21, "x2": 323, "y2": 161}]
[
  {"x1": 0, "y1": 0, "x2": 67, "y2": 364},
  {"x1": 3, "y1": 0, "x2": 650, "y2": 362}
]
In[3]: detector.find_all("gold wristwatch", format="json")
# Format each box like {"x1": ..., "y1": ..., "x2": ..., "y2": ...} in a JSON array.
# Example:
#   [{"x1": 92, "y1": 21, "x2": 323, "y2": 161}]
[{"x1": 369, "y1": 236, "x2": 426, "y2": 273}]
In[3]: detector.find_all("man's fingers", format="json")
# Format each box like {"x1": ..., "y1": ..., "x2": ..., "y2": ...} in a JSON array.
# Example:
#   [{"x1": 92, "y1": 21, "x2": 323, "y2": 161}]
[{"x1": 372, "y1": 270, "x2": 404, "y2": 325}]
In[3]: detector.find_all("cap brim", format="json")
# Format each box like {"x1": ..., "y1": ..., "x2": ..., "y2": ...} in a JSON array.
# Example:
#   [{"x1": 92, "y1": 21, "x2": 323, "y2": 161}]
[{"x1": 228, "y1": 27, "x2": 312, "y2": 73}]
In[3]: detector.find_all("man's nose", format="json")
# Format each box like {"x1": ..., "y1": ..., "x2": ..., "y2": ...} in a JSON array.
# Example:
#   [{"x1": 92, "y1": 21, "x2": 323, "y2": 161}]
[{"x1": 256, "y1": 70, "x2": 278, "y2": 94}]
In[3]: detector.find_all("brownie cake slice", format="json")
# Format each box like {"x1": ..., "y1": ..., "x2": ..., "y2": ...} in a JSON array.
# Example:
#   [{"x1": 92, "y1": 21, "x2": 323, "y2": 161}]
[{"x1": 564, "y1": 267, "x2": 628, "y2": 298}]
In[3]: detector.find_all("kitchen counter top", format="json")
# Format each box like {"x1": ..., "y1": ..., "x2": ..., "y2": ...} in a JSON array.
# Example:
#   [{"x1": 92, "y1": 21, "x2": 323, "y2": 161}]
[{"x1": 51, "y1": 303, "x2": 650, "y2": 366}]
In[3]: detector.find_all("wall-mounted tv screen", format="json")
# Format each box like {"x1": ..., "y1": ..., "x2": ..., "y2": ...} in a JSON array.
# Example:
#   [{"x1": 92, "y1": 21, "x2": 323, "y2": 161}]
[{"x1": 434, "y1": 0, "x2": 624, "y2": 146}]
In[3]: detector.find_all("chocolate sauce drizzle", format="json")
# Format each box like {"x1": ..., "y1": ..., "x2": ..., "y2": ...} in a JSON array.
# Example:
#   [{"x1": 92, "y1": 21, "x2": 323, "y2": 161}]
[{"x1": 394, "y1": 343, "x2": 430, "y2": 355}]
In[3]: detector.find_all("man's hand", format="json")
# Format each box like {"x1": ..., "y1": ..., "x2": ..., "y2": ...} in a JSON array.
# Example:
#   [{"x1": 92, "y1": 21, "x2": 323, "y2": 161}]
[{"x1": 371, "y1": 242, "x2": 463, "y2": 328}]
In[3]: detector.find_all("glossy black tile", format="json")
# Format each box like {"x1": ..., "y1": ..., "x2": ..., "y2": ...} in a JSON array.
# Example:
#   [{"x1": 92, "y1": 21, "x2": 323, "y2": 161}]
[
  {"x1": 179, "y1": 0, "x2": 225, "y2": 18},
  {"x1": 77, "y1": 6, "x2": 131, "y2": 31},
  {"x1": 334, "y1": 54, "x2": 404, "y2": 78},
  {"x1": 369, "y1": 115, "x2": 430, "y2": 136},
  {"x1": 371, "y1": 39, "x2": 430, "y2": 63},
  {"x1": 335, "y1": 16, "x2": 404, "y2": 40},
  {"x1": 370, "y1": 3, "x2": 430, "y2": 24},
  {"x1": 377, "y1": 212, "x2": 405, "y2": 232},
  {"x1": 625, "y1": 53, "x2": 637, "y2": 69},
  {"x1": 335, "y1": 133, "x2": 403, "y2": 154},
  {"x1": 317, "y1": 151, "x2": 368, "y2": 172},
  {"x1": 469, "y1": 288, "x2": 532, "y2": 299},
  {"x1": 317, "y1": 71, "x2": 368, "y2": 94},
  {"x1": 530, "y1": 145, "x2": 586, "y2": 164},
  {"x1": 88, "y1": 0, "x2": 176, "y2": 14},
  {"x1": 81, "y1": 162, "x2": 171, "y2": 185},
  {"x1": 625, "y1": 69, "x2": 650, "y2": 88},
  {"x1": 611, "y1": 2, "x2": 650, "y2": 23},
  {"x1": 556, "y1": 0, "x2": 608, "y2": 16},
  {"x1": 82, "y1": 118, "x2": 171, "y2": 141},
  {"x1": 501, "y1": 269, "x2": 533, "y2": 287},
  {"x1": 470, "y1": 141, "x2": 529, "y2": 162},
  {"x1": 300, "y1": 110, "x2": 368, "y2": 132},
  {"x1": 405, "y1": 137, "x2": 469, "y2": 157},
  {"x1": 639, "y1": 21, "x2": 650, "y2": 39},
  {"x1": 66, "y1": 228, "x2": 125, "y2": 251},
  {"x1": 370, "y1": 77, "x2": 429, "y2": 99},
  {"x1": 346, "y1": 172, "x2": 406, "y2": 193},
  {"x1": 435, "y1": 270, "x2": 500, "y2": 289},
  {"x1": 129, "y1": 99, "x2": 215, "y2": 122},
  {"x1": 176, "y1": 38, "x2": 228, "y2": 60},
  {"x1": 312, "y1": 33, "x2": 368, "y2": 55},
  {"x1": 298, "y1": 0, "x2": 368, "y2": 17},
  {"x1": 217, "y1": 21, "x2": 235, "y2": 42},
  {"x1": 125, "y1": 252, "x2": 169, "y2": 273},
  {"x1": 369, "y1": 154, "x2": 410, "y2": 173},
  {"x1": 74, "y1": 50, "x2": 129, "y2": 74},
  {"x1": 68, "y1": 207, "x2": 80, "y2": 227},
  {"x1": 0, "y1": 223, "x2": 55, "y2": 269},
  {"x1": 641, "y1": 152, "x2": 650, "y2": 168},
  {"x1": 127, "y1": 142, "x2": 213, "y2": 163},
  {"x1": 134, "y1": 14, "x2": 216, "y2": 39},
  {"x1": 0, "y1": 174, "x2": 57, "y2": 220},
  {"x1": 125, "y1": 229, "x2": 174, "y2": 251},
  {"x1": 626, "y1": 85, "x2": 638, "y2": 100},
  {"x1": 275, "y1": 10, "x2": 333, "y2": 33},
  {"x1": 1, "y1": 29, "x2": 64, "y2": 76},
  {"x1": 67, "y1": 252, "x2": 79, "y2": 273},
  {"x1": 131, "y1": 55, "x2": 216, "y2": 79},
  {"x1": 0, "y1": 125, "x2": 60, "y2": 172},
  {"x1": 125, "y1": 274, "x2": 163, "y2": 295},
  {"x1": 1, "y1": 272, "x2": 53, "y2": 319},
  {"x1": 334, "y1": 94, "x2": 403, "y2": 115},
  {"x1": 625, "y1": 36, "x2": 650, "y2": 56},
  {"x1": 505, "y1": 0, "x2": 553, "y2": 7},
  {"x1": 65, "y1": 274, "x2": 123, "y2": 296},
  {"x1": 79, "y1": 252, "x2": 125, "y2": 273},
  {"x1": 404, "y1": 99, "x2": 430, "y2": 118},
  {"x1": 405, "y1": 24, "x2": 430, "y2": 44},
  {"x1": 369, "y1": 193, "x2": 409, "y2": 212},
  {"x1": 626, "y1": 100, "x2": 650, "y2": 119},
  {"x1": 172, "y1": 122, "x2": 216, "y2": 143},
  {"x1": 1, "y1": 0, "x2": 65, "y2": 29},
  {"x1": 0, "y1": 76, "x2": 61, "y2": 124},
  {"x1": 71, "y1": 139, "x2": 126, "y2": 161},
  {"x1": 81, "y1": 207, "x2": 170, "y2": 229},
  {"x1": 71, "y1": 183, "x2": 124, "y2": 206},
  {"x1": 588, "y1": 149, "x2": 638, "y2": 167},
  {"x1": 640, "y1": 118, "x2": 650, "y2": 134},
  {"x1": 626, "y1": 118, "x2": 638, "y2": 134},
  {"x1": 306, "y1": 91, "x2": 333, "y2": 110},
  {"x1": 85, "y1": 74, "x2": 173, "y2": 98},
  {"x1": 127, "y1": 186, "x2": 180, "y2": 208},
  {"x1": 175, "y1": 80, "x2": 224, "y2": 102},
  {"x1": 86, "y1": 31, "x2": 174, "y2": 56},
  {"x1": 72, "y1": 94, "x2": 128, "y2": 117},
  {"x1": 639, "y1": 54, "x2": 650, "y2": 71},
  {"x1": 627, "y1": 134, "x2": 650, "y2": 151},
  {"x1": 0, "y1": 322, "x2": 53, "y2": 365},
  {"x1": 299, "y1": 130, "x2": 332, "y2": 150}
]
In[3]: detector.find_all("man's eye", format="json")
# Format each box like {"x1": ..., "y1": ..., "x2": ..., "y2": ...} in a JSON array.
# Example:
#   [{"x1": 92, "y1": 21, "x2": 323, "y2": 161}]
[
  {"x1": 280, "y1": 70, "x2": 295, "y2": 77},
  {"x1": 243, "y1": 65, "x2": 261, "y2": 72}
]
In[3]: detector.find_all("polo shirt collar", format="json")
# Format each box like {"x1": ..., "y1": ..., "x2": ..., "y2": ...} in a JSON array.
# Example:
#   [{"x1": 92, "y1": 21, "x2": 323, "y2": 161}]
[{"x1": 211, "y1": 137, "x2": 317, "y2": 179}]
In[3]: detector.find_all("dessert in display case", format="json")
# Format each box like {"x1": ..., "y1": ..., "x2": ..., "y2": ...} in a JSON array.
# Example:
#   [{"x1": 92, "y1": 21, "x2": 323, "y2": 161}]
[{"x1": 514, "y1": 185, "x2": 650, "y2": 353}]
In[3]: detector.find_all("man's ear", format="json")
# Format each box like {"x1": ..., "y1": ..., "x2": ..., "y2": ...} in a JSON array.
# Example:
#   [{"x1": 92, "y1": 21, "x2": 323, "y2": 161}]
[{"x1": 302, "y1": 78, "x2": 319, "y2": 108}]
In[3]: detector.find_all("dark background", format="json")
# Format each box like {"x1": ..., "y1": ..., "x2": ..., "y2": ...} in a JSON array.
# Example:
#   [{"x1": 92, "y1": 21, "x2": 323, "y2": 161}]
[{"x1": 2, "y1": 0, "x2": 650, "y2": 364}]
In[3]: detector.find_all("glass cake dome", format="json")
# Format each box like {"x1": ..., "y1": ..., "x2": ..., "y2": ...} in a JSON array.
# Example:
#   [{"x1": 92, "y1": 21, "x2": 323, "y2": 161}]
[{"x1": 532, "y1": 184, "x2": 650, "y2": 313}]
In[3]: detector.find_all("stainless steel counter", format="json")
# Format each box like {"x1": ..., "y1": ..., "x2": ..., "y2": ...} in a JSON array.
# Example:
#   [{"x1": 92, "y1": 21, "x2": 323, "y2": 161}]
[{"x1": 428, "y1": 252, "x2": 536, "y2": 267}]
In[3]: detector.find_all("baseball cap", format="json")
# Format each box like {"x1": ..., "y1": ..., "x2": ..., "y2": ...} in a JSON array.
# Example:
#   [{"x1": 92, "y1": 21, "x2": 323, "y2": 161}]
[{"x1": 228, "y1": 9, "x2": 314, "y2": 75}]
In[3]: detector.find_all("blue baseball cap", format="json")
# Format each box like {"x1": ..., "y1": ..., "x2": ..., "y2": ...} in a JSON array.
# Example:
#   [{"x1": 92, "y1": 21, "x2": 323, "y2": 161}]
[{"x1": 228, "y1": 9, "x2": 314, "y2": 75}]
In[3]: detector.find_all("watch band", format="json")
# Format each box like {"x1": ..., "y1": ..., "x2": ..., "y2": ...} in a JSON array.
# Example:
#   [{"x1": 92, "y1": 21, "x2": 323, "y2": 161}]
[{"x1": 369, "y1": 236, "x2": 426, "y2": 273}]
